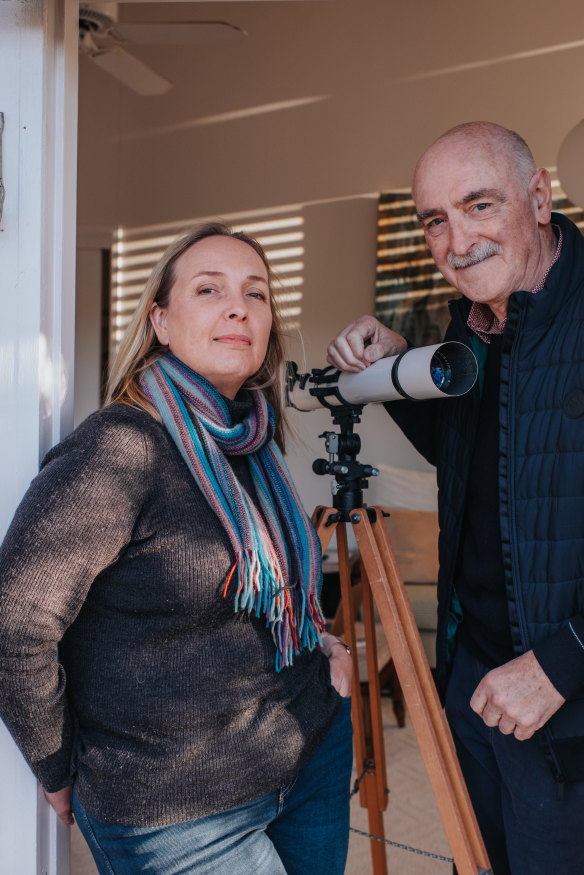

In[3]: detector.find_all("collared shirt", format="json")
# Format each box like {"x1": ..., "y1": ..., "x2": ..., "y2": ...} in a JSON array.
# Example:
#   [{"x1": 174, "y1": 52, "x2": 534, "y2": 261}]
[{"x1": 467, "y1": 226, "x2": 563, "y2": 342}]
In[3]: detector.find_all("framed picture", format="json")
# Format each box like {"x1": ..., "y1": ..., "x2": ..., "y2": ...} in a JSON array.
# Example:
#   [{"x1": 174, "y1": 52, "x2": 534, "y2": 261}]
[{"x1": 375, "y1": 191, "x2": 456, "y2": 348}]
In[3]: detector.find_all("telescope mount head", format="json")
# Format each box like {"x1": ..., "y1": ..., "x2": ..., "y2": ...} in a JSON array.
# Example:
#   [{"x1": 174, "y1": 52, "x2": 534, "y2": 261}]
[{"x1": 312, "y1": 404, "x2": 379, "y2": 521}]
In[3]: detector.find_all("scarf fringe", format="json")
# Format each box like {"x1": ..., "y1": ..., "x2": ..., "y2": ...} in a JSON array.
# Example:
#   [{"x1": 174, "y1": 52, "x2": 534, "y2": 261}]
[{"x1": 225, "y1": 552, "x2": 324, "y2": 672}]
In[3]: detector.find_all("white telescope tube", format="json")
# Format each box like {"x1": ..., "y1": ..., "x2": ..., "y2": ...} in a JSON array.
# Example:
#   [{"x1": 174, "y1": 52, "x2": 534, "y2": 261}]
[{"x1": 287, "y1": 341, "x2": 478, "y2": 412}]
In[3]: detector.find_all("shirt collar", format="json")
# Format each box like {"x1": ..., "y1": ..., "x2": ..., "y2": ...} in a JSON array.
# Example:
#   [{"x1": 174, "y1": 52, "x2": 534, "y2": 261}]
[{"x1": 466, "y1": 225, "x2": 563, "y2": 343}]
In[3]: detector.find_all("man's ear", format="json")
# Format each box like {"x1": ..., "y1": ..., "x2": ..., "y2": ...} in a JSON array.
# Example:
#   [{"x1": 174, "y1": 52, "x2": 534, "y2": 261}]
[
  {"x1": 149, "y1": 303, "x2": 169, "y2": 346},
  {"x1": 531, "y1": 168, "x2": 553, "y2": 225}
]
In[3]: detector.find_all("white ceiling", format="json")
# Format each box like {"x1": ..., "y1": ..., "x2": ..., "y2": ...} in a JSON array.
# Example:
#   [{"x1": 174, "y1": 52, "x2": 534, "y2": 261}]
[{"x1": 77, "y1": 0, "x2": 584, "y2": 229}]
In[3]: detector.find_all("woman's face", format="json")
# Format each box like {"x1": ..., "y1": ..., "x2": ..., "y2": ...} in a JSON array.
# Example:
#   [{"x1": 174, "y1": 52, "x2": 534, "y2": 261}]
[{"x1": 149, "y1": 235, "x2": 273, "y2": 399}]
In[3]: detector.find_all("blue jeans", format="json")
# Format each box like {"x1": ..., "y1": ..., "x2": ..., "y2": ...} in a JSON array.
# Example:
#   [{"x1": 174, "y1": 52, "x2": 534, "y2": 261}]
[
  {"x1": 445, "y1": 643, "x2": 584, "y2": 875},
  {"x1": 72, "y1": 698, "x2": 352, "y2": 875}
]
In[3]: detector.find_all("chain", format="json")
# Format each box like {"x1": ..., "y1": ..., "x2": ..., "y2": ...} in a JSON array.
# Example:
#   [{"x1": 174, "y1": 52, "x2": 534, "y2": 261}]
[
  {"x1": 349, "y1": 766, "x2": 454, "y2": 865},
  {"x1": 349, "y1": 826, "x2": 454, "y2": 863}
]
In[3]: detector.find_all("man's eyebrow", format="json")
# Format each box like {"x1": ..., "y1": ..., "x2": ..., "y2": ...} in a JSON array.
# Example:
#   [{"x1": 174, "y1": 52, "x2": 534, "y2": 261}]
[
  {"x1": 455, "y1": 188, "x2": 507, "y2": 207},
  {"x1": 416, "y1": 208, "x2": 441, "y2": 223}
]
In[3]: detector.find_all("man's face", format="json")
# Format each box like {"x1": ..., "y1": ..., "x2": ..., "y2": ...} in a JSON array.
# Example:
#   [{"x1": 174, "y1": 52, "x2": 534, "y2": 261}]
[{"x1": 413, "y1": 136, "x2": 549, "y2": 319}]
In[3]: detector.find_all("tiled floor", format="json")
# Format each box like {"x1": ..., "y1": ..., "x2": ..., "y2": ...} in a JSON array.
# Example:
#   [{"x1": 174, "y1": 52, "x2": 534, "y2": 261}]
[{"x1": 71, "y1": 695, "x2": 451, "y2": 874}]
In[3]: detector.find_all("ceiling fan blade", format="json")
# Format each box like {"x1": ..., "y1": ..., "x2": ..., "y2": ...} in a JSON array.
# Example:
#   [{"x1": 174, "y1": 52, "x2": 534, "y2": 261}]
[
  {"x1": 90, "y1": 45, "x2": 172, "y2": 96},
  {"x1": 114, "y1": 21, "x2": 247, "y2": 46}
]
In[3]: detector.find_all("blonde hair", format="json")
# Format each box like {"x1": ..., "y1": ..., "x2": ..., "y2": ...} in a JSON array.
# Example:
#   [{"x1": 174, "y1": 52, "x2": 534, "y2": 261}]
[{"x1": 105, "y1": 222, "x2": 289, "y2": 450}]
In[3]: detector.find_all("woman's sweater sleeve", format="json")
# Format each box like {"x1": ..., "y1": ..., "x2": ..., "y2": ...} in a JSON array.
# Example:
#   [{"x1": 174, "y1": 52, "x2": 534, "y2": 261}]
[{"x1": 0, "y1": 408, "x2": 151, "y2": 792}]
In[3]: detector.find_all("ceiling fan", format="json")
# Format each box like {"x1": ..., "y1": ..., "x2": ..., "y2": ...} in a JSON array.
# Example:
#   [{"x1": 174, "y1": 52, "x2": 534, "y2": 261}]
[{"x1": 78, "y1": 5, "x2": 247, "y2": 96}]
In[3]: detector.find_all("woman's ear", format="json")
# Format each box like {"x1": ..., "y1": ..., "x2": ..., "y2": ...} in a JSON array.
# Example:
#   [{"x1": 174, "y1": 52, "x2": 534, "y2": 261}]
[{"x1": 149, "y1": 303, "x2": 169, "y2": 346}]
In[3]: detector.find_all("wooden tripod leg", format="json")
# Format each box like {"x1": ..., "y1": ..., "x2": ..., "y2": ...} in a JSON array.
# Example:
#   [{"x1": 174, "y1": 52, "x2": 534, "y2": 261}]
[
  {"x1": 360, "y1": 559, "x2": 389, "y2": 811},
  {"x1": 312, "y1": 507, "x2": 389, "y2": 875},
  {"x1": 311, "y1": 505, "x2": 338, "y2": 556},
  {"x1": 337, "y1": 524, "x2": 389, "y2": 875},
  {"x1": 351, "y1": 506, "x2": 492, "y2": 875}
]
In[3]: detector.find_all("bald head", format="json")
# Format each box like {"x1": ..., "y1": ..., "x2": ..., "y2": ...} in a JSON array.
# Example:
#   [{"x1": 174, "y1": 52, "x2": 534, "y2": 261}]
[{"x1": 413, "y1": 122, "x2": 537, "y2": 201}]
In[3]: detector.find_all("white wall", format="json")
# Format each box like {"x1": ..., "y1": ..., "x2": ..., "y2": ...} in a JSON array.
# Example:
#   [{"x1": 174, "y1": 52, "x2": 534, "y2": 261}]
[
  {"x1": 74, "y1": 248, "x2": 104, "y2": 425},
  {"x1": 75, "y1": 0, "x2": 584, "y2": 232},
  {"x1": 0, "y1": 0, "x2": 78, "y2": 871}
]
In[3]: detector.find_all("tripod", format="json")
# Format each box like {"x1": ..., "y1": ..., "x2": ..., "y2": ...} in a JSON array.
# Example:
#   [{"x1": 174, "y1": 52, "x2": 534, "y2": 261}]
[{"x1": 311, "y1": 407, "x2": 492, "y2": 875}]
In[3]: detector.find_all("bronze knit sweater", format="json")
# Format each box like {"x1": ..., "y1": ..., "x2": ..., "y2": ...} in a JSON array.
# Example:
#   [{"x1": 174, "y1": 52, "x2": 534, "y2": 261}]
[{"x1": 0, "y1": 404, "x2": 340, "y2": 826}]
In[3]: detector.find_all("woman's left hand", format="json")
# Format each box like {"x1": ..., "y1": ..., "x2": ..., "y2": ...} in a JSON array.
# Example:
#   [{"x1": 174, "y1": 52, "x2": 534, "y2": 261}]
[
  {"x1": 43, "y1": 786, "x2": 74, "y2": 825},
  {"x1": 321, "y1": 632, "x2": 353, "y2": 697}
]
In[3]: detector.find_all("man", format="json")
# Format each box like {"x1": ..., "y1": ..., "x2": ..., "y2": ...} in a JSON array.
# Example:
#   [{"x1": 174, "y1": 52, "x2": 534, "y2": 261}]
[{"x1": 327, "y1": 121, "x2": 584, "y2": 874}]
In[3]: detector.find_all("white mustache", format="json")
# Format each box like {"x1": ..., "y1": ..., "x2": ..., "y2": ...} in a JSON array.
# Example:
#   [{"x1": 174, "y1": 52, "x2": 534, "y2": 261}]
[{"x1": 447, "y1": 241, "x2": 502, "y2": 270}]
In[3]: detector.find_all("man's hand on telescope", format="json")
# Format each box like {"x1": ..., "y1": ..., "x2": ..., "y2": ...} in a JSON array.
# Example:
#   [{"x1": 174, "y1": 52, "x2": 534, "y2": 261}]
[{"x1": 327, "y1": 316, "x2": 408, "y2": 373}]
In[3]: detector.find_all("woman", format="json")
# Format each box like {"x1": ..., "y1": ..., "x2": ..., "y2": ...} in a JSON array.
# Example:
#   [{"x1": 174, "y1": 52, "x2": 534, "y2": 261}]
[{"x1": 0, "y1": 223, "x2": 353, "y2": 874}]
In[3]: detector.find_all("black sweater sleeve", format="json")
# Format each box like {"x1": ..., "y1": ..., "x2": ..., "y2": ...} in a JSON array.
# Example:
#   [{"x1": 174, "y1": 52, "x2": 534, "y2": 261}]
[{"x1": 0, "y1": 407, "x2": 152, "y2": 791}]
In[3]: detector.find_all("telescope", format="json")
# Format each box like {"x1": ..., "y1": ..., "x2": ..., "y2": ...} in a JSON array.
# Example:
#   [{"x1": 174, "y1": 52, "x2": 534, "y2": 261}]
[{"x1": 286, "y1": 341, "x2": 478, "y2": 412}]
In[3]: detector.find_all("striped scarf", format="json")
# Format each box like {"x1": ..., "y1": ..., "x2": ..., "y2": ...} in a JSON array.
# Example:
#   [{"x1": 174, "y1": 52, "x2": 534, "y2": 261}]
[{"x1": 141, "y1": 355, "x2": 325, "y2": 670}]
